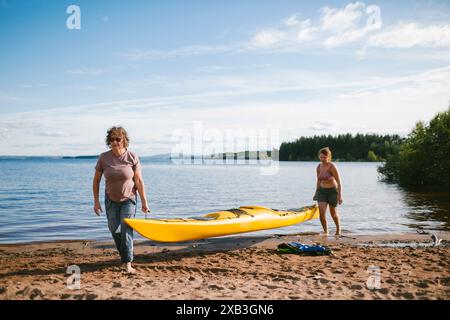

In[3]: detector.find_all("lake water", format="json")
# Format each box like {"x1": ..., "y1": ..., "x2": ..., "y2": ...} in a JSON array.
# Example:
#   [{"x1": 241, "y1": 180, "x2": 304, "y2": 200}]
[{"x1": 0, "y1": 159, "x2": 448, "y2": 243}]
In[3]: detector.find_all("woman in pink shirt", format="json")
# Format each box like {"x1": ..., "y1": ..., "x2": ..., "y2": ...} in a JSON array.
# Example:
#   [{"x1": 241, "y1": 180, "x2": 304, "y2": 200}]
[{"x1": 93, "y1": 126, "x2": 150, "y2": 273}]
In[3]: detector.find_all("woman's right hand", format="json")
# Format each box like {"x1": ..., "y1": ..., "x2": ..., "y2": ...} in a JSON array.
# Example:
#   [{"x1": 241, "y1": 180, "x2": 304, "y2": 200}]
[{"x1": 94, "y1": 201, "x2": 103, "y2": 216}]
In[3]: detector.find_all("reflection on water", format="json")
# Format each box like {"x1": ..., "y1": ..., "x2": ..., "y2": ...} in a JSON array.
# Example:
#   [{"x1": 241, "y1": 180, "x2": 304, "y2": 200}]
[{"x1": 400, "y1": 190, "x2": 450, "y2": 231}]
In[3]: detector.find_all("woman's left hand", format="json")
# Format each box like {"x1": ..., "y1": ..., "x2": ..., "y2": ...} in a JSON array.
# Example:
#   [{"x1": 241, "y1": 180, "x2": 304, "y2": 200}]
[
  {"x1": 338, "y1": 197, "x2": 343, "y2": 205},
  {"x1": 141, "y1": 204, "x2": 150, "y2": 213}
]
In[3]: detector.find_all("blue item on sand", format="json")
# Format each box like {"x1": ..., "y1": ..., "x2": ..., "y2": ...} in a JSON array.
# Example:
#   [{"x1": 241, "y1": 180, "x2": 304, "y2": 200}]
[{"x1": 277, "y1": 242, "x2": 333, "y2": 256}]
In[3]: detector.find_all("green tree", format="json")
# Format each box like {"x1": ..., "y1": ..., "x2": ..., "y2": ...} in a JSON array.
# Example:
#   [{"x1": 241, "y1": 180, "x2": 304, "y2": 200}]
[{"x1": 378, "y1": 107, "x2": 450, "y2": 190}]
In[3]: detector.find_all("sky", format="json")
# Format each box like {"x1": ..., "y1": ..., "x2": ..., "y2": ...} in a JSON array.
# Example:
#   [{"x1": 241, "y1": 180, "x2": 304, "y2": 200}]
[{"x1": 1, "y1": 0, "x2": 450, "y2": 156}]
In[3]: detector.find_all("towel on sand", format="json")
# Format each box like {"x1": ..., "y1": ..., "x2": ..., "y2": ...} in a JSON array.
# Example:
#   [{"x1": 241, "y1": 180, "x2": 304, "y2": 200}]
[{"x1": 277, "y1": 242, "x2": 333, "y2": 256}]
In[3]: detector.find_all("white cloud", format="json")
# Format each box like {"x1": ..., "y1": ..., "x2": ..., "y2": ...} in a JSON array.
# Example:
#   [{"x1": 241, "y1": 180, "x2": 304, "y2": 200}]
[
  {"x1": 296, "y1": 19, "x2": 315, "y2": 41},
  {"x1": 1, "y1": 66, "x2": 448, "y2": 155},
  {"x1": 251, "y1": 16, "x2": 317, "y2": 49},
  {"x1": 120, "y1": 2, "x2": 380, "y2": 58},
  {"x1": 321, "y1": 2, "x2": 383, "y2": 47},
  {"x1": 119, "y1": 45, "x2": 234, "y2": 60},
  {"x1": 367, "y1": 23, "x2": 450, "y2": 48},
  {"x1": 115, "y1": 2, "x2": 450, "y2": 60},
  {"x1": 284, "y1": 15, "x2": 300, "y2": 27},
  {"x1": 251, "y1": 2, "x2": 381, "y2": 50},
  {"x1": 324, "y1": 27, "x2": 368, "y2": 47},
  {"x1": 20, "y1": 83, "x2": 48, "y2": 89},
  {"x1": 66, "y1": 68, "x2": 104, "y2": 76},
  {"x1": 308, "y1": 120, "x2": 335, "y2": 132},
  {"x1": 251, "y1": 29, "x2": 287, "y2": 48},
  {"x1": 320, "y1": 2, "x2": 365, "y2": 32}
]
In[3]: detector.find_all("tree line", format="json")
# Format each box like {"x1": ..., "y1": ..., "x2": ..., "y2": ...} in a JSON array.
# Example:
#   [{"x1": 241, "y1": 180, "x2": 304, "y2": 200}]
[{"x1": 279, "y1": 133, "x2": 403, "y2": 161}]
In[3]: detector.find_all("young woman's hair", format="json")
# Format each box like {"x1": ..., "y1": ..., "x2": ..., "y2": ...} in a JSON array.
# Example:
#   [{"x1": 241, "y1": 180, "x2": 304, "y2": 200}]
[
  {"x1": 106, "y1": 126, "x2": 130, "y2": 148},
  {"x1": 318, "y1": 147, "x2": 332, "y2": 160}
]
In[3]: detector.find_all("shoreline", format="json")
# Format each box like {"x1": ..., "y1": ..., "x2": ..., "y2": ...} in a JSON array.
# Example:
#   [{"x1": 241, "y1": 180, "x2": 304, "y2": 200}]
[
  {"x1": 1, "y1": 228, "x2": 448, "y2": 246},
  {"x1": 1, "y1": 232, "x2": 449, "y2": 300}
]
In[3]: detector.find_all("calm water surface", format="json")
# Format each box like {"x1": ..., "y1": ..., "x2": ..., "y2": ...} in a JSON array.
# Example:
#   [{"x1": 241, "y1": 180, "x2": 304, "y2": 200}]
[{"x1": 0, "y1": 159, "x2": 448, "y2": 243}]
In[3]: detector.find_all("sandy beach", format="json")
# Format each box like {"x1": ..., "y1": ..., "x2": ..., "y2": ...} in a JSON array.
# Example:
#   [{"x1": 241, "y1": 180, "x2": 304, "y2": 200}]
[{"x1": 0, "y1": 232, "x2": 448, "y2": 300}]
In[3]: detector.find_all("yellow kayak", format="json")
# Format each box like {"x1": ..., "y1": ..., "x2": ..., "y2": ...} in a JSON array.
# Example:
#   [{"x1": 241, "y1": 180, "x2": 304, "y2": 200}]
[{"x1": 124, "y1": 204, "x2": 318, "y2": 242}]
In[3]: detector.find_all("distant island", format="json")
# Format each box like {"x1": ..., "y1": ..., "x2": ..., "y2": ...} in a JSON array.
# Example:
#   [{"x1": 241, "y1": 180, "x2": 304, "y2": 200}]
[{"x1": 170, "y1": 150, "x2": 275, "y2": 161}]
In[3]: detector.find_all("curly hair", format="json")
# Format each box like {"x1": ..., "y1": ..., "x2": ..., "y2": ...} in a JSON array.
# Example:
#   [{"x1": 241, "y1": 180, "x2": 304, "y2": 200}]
[
  {"x1": 105, "y1": 126, "x2": 130, "y2": 148},
  {"x1": 318, "y1": 147, "x2": 332, "y2": 160}
]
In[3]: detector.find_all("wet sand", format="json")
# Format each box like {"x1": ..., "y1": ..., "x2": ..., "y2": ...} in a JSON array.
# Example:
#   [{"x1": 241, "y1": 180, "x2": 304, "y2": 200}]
[{"x1": 0, "y1": 232, "x2": 449, "y2": 300}]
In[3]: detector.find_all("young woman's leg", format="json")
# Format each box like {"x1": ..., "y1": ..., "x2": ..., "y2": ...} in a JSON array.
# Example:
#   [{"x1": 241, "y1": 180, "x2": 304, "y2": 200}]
[
  {"x1": 318, "y1": 202, "x2": 329, "y2": 235},
  {"x1": 329, "y1": 206, "x2": 341, "y2": 236}
]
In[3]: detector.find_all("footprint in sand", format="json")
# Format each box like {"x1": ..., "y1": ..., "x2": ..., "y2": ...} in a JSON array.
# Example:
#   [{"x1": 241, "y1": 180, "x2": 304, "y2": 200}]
[
  {"x1": 385, "y1": 278, "x2": 396, "y2": 284},
  {"x1": 402, "y1": 292, "x2": 415, "y2": 299},
  {"x1": 415, "y1": 281, "x2": 429, "y2": 289},
  {"x1": 350, "y1": 284, "x2": 363, "y2": 290},
  {"x1": 377, "y1": 288, "x2": 389, "y2": 295},
  {"x1": 208, "y1": 284, "x2": 224, "y2": 290},
  {"x1": 29, "y1": 288, "x2": 44, "y2": 299},
  {"x1": 16, "y1": 287, "x2": 30, "y2": 296}
]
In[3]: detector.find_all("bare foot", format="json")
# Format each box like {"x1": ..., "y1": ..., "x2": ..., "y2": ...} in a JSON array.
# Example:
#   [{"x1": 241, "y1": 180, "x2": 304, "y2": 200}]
[
  {"x1": 125, "y1": 262, "x2": 137, "y2": 274},
  {"x1": 321, "y1": 231, "x2": 329, "y2": 236}
]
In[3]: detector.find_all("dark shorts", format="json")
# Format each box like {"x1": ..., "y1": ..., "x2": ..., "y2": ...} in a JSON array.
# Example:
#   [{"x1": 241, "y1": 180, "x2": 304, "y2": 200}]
[{"x1": 316, "y1": 187, "x2": 338, "y2": 207}]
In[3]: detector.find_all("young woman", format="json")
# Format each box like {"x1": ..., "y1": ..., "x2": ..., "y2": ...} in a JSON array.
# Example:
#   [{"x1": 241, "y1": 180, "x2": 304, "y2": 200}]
[{"x1": 313, "y1": 147, "x2": 343, "y2": 236}]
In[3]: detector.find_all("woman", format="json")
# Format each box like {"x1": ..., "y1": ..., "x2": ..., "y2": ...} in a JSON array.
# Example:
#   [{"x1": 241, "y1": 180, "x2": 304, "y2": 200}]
[
  {"x1": 313, "y1": 147, "x2": 343, "y2": 236},
  {"x1": 93, "y1": 126, "x2": 150, "y2": 273}
]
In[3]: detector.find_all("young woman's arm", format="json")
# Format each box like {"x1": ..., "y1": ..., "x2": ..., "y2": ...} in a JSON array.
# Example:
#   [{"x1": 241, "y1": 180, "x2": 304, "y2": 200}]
[{"x1": 314, "y1": 165, "x2": 320, "y2": 200}]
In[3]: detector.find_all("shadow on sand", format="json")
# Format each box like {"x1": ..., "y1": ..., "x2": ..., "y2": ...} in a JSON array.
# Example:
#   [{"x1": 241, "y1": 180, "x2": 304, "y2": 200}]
[{"x1": 0, "y1": 235, "x2": 271, "y2": 279}]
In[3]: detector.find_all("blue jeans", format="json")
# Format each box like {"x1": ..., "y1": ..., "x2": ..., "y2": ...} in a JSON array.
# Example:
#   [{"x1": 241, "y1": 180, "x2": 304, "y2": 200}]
[{"x1": 105, "y1": 194, "x2": 136, "y2": 263}]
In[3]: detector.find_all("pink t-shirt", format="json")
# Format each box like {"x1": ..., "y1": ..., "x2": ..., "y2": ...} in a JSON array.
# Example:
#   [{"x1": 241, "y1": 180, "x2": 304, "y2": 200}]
[{"x1": 95, "y1": 149, "x2": 142, "y2": 202}]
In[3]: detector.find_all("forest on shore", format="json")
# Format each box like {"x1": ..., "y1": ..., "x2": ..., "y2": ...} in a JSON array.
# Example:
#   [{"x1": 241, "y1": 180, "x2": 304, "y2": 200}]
[{"x1": 279, "y1": 133, "x2": 403, "y2": 161}]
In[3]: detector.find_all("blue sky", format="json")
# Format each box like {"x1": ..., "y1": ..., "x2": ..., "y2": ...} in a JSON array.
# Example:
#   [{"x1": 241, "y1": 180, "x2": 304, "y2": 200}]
[{"x1": 1, "y1": 0, "x2": 450, "y2": 155}]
